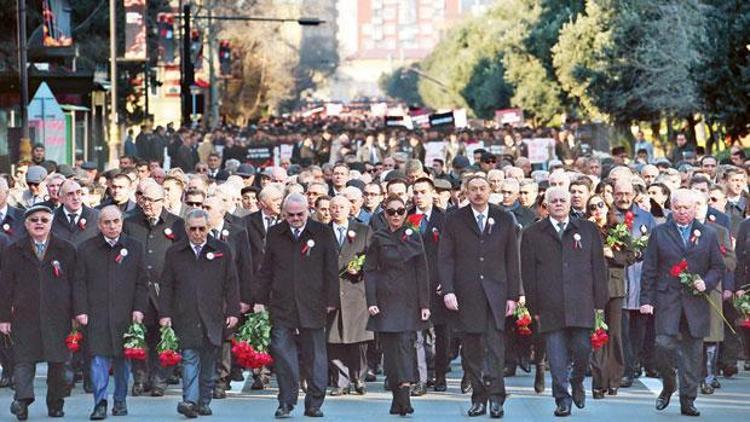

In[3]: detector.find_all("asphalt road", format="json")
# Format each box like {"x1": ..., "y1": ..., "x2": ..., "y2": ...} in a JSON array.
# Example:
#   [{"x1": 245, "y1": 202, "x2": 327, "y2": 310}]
[{"x1": 1, "y1": 362, "x2": 749, "y2": 421}]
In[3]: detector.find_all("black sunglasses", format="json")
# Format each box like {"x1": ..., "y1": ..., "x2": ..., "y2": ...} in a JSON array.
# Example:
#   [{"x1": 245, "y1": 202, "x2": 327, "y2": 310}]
[
  {"x1": 385, "y1": 208, "x2": 406, "y2": 216},
  {"x1": 588, "y1": 202, "x2": 606, "y2": 211}
]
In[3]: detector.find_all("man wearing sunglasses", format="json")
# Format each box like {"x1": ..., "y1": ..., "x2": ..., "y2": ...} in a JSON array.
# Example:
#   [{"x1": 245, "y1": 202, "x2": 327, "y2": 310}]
[
  {"x1": 255, "y1": 193, "x2": 339, "y2": 418},
  {"x1": 1, "y1": 204, "x2": 80, "y2": 420}
]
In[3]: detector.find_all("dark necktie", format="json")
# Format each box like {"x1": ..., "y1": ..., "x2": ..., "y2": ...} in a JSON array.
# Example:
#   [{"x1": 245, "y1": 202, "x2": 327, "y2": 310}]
[
  {"x1": 477, "y1": 214, "x2": 485, "y2": 233},
  {"x1": 294, "y1": 228, "x2": 301, "y2": 240},
  {"x1": 68, "y1": 213, "x2": 77, "y2": 230},
  {"x1": 557, "y1": 222, "x2": 566, "y2": 239},
  {"x1": 337, "y1": 226, "x2": 346, "y2": 247}
]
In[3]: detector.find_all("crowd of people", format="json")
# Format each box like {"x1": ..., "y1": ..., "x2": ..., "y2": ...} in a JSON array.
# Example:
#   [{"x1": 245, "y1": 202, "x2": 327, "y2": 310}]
[{"x1": 0, "y1": 117, "x2": 749, "y2": 420}]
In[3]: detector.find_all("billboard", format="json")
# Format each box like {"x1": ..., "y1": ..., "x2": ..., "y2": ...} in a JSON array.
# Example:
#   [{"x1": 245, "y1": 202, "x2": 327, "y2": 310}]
[{"x1": 124, "y1": 0, "x2": 147, "y2": 60}]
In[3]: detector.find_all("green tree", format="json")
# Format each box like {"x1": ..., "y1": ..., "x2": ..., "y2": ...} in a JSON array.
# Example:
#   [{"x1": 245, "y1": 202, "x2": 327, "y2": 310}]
[{"x1": 378, "y1": 65, "x2": 423, "y2": 106}]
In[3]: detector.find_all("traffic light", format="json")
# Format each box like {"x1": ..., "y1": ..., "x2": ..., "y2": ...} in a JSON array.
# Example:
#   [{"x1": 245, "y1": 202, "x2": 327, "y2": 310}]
[
  {"x1": 190, "y1": 28, "x2": 203, "y2": 70},
  {"x1": 158, "y1": 13, "x2": 175, "y2": 63},
  {"x1": 219, "y1": 40, "x2": 231, "y2": 76}
]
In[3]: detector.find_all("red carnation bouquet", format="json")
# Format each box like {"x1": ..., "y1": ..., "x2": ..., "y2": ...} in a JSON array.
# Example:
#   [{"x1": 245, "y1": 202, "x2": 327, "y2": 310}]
[
  {"x1": 671, "y1": 259, "x2": 736, "y2": 334},
  {"x1": 590, "y1": 311, "x2": 609, "y2": 351},
  {"x1": 405, "y1": 214, "x2": 423, "y2": 232},
  {"x1": 123, "y1": 323, "x2": 147, "y2": 360},
  {"x1": 513, "y1": 304, "x2": 533, "y2": 336},
  {"x1": 157, "y1": 325, "x2": 182, "y2": 367},
  {"x1": 65, "y1": 327, "x2": 83, "y2": 352},
  {"x1": 733, "y1": 287, "x2": 750, "y2": 329},
  {"x1": 232, "y1": 311, "x2": 273, "y2": 369}
]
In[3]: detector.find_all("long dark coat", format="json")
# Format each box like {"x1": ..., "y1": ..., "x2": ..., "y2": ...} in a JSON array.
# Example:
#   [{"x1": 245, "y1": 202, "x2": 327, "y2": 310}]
[
  {"x1": 0, "y1": 205, "x2": 26, "y2": 241},
  {"x1": 438, "y1": 205, "x2": 521, "y2": 333},
  {"x1": 327, "y1": 221, "x2": 374, "y2": 344},
  {"x1": 364, "y1": 226, "x2": 430, "y2": 333},
  {"x1": 243, "y1": 211, "x2": 271, "y2": 273},
  {"x1": 255, "y1": 220, "x2": 339, "y2": 330},
  {"x1": 521, "y1": 218, "x2": 608, "y2": 333},
  {"x1": 123, "y1": 208, "x2": 185, "y2": 324},
  {"x1": 734, "y1": 218, "x2": 750, "y2": 292},
  {"x1": 640, "y1": 219, "x2": 725, "y2": 338},
  {"x1": 408, "y1": 207, "x2": 449, "y2": 324},
  {"x1": 51, "y1": 205, "x2": 100, "y2": 246},
  {"x1": 159, "y1": 238, "x2": 241, "y2": 349},
  {"x1": 212, "y1": 221, "x2": 254, "y2": 304},
  {"x1": 76, "y1": 234, "x2": 149, "y2": 356},
  {"x1": 0, "y1": 235, "x2": 81, "y2": 363}
]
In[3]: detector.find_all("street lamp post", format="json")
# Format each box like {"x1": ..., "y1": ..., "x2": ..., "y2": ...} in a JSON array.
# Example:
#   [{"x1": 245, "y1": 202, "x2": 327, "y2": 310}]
[{"x1": 108, "y1": 0, "x2": 119, "y2": 165}]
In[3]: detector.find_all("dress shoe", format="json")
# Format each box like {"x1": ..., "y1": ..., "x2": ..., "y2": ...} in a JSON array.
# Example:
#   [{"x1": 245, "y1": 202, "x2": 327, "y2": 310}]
[
  {"x1": 274, "y1": 404, "x2": 293, "y2": 418},
  {"x1": 723, "y1": 365, "x2": 737, "y2": 378},
  {"x1": 0, "y1": 376, "x2": 12, "y2": 388},
  {"x1": 644, "y1": 368, "x2": 659, "y2": 378},
  {"x1": 213, "y1": 386, "x2": 227, "y2": 399},
  {"x1": 364, "y1": 370, "x2": 376, "y2": 382},
  {"x1": 328, "y1": 386, "x2": 350, "y2": 396},
  {"x1": 467, "y1": 402, "x2": 487, "y2": 417},
  {"x1": 151, "y1": 387, "x2": 165, "y2": 397},
  {"x1": 710, "y1": 378, "x2": 721, "y2": 389},
  {"x1": 177, "y1": 401, "x2": 198, "y2": 419},
  {"x1": 554, "y1": 402, "x2": 571, "y2": 417},
  {"x1": 398, "y1": 386, "x2": 414, "y2": 415},
  {"x1": 592, "y1": 389, "x2": 605, "y2": 399},
  {"x1": 10, "y1": 400, "x2": 29, "y2": 421},
  {"x1": 700, "y1": 381, "x2": 714, "y2": 395},
  {"x1": 251, "y1": 377, "x2": 265, "y2": 390},
  {"x1": 197, "y1": 405, "x2": 212, "y2": 416},
  {"x1": 571, "y1": 383, "x2": 585, "y2": 409},
  {"x1": 426, "y1": 378, "x2": 435, "y2": 387},
  {"x1": 433, "y1": 380, "x2": 447, "y2": 392},
  {"x1": 353, "y1": 381, "x2": 366, "y2": 395},
  {"x1": 489, "y1": 401, "x2": 504, "y2": 418},
  {"x1": 90, "y1": 400, "x2": 107, "y2": 420},
  {"x1": 655, "y1": 389, "x2": 673, "y2": 411},
  {"x1": 112, "y1": 401, "x2": 127, "y2": 416},
  {"x1": 633, "y1": 366, "x2": 642, "y2": 378},
  {"x1": 503, "y1": 366, "x2": 516, "y2": 377},
  {"x1": 410, "y1": 382, "x2": 427, "y2": 396},
  {"x1": 460, "y1": 375, "x2": 472, "y2": 394},
  {"x1": 619, "y1": 376, "x2": 633, "y2": 388},
  {"x1": 607, "y1": 388, "x2": 618, "y2": 396},
  {"x1": 680, "y1": 403, "x2": 700, "y2": 416},
  {"x1": 131, "y1": 383, "x2": 145, "y2": 396},
  {"x1": 230, "y1": 368, "x2": 245, "y2": 382},
  {"x1": 48, "y1": 409, "x2": 65, "y2": 418},
  {"x1": 167, "y1": 374, "x2": 180, "y2": 385},
  {"x1": 519, "y1": 355, "x2": 532, "y2": 373},
  {"x1": 534, "y1": 365, "x2": 545, "y2": 393},
  {"x1": 304, "y1": 407, "x2": 324, "y2": 417}
]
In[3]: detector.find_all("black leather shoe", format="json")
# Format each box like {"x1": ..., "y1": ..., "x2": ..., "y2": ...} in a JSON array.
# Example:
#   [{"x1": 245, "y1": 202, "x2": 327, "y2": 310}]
[
  {"x1": 48, "y1": 409, "x2": 65, "y2": 418},
  {"x1": 167, "y1": 375, "x2": 180, "y2": 385},
  {"x1": 619, "y1": 376, "x2": 633, "y2": 388},
  {"x1": 434, "y1": 380, "x2": 447, "y2": 392},
  {"x1": 303, "y1": 407, "x2": 324, "y2": 417},
  {"x1": 607, "y1": 388, "x2": 618, "y2": 396},
  {"x1": 467, "y1": 402, "x2": 487, "y2": 417},
  {"x1": 460, "y1": 375, "x2": 472, "y2": 394},
  {"x1": 131, "y1": 383, "x2": 145, "y2": 396},
  {"x1": 112, "y1": 401, "x2": 127, "y2": 416},
  {"x1": 655, "y1": 390, "x2": 673, "y2": 411},
  {"x1": 723, "y1": 365, "x2": 737, "y2": 378},
  {"x1": 10, "y1": 400, "x2": 28, "y2": 421},
  {"x1": 503, "y1": 366, "x2": 516, "y2": 377},
  {"x1": 364, "y1": 370, "x2": 376, "y2": 382},
  {"x1": 229, "y1": 368, "x2": 244, "y2": 382},
  {"x1": 274, "y1": 404, "x2": 293, "y2": 418},
  {"x1": 90, "y1": 400, "x2": 107, "y2": 420},
  {"x1": 329, "y1": 386, "x2": 350, "y2": 396},
  {"x1": 489, "y1": 401, "x2": 504, "y2": 418},
  {"x1": 197, "y1": 405, "x2": 212, "y2": 416},
  {"x1": 150, "y1": 388, "x2": 165, "y2": 397},
  {"x1": 213, "y1": 386, "x2": 227, "y2": 399},
  {"x1": 554, "y1": 402, "x2": 571, "y2": 417},
  {"x1": 177, "y1": 401, "x2": 198, "y2": 419},
  {"x1": 353, "y1": 381, "x2": 366, "y2": 395},
  {"x1": 251, "y1": 377, "x2": 265, "y2": 390},
  {"x1": 710, "y1": 378, "x2": 721, "y2": 389},
  {"x1": 592, "y1": 389, "x2": 605, "y2": 399},
  {"x1": 645, "y1": 368, "x2": 659, "y2": 378},
  {"x1": 534, "y1": 365, "x2": 545, "y2": 393},
  {"x1": 410, "y1": 382, "x2": 427, "y2": 396},
  {"x1": 572, "y1": 383, "x2": 585, "y2": 409},
  {"x1": 519, "y1": 356, "x2": 532, "y2": 373},
  {"x1": 700, "y1": 381, "x2": 714, "y2": 395},
  {"x1": 0, "y1": 376, "x2": 12, "y2": 388},
  {"x1": 680, "y1": 404, "x2": 700, "y2": 416}
]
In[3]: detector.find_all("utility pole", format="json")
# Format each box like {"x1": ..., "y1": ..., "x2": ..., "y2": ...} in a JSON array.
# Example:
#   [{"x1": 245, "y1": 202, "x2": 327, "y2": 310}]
[
  {"x1": 108, "y1": 0, "x2": 120, "y2": 165},
  {"x1": 207, "y1": 2, "x2": 219, "y2": 129},
  {"x1": 16, "y1": 0, "x2": 30, "y2": 159},
  {"x1": 181, "y1": 3, "x2": 194, "y2": 126}
]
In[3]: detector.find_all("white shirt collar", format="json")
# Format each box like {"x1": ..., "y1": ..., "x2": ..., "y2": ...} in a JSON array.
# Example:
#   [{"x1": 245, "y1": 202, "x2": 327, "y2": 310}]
[
  {"x1": 549, "y1": 216, "x2": 569, "y2": 228},
  {"x1": 64, "y1": 207, "x2": 83, "y2": 219},
  {"x1": 333, "y1": 221, "x2": 348, "y2": 232},
  {"x1": 0, "y1": 205, "x2": 8, "y2": 219},
  {"x1": 417, "y1": 206, "x2": 432, "y2": 221},
  {"x1": 470, "y1": 206, "x2": 488, "y2": 222}
]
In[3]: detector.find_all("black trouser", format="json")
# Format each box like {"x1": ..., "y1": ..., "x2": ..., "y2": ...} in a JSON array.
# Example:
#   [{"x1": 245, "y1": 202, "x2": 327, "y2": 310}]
[
  {"x1": 14, "y1": 361, "x2": 67, "y2": 409},
  {"x1": 591, "y1": 297, "x2": 625, "y2": 390},
  {"x1": 654, "y1": 313, "x2": 702, "y2": 405},
  {"x1": 328, "y1": 342, "x2": 367, "y2": 388},
  {"x1": 0, "y1": 335, "x2": 13, "y2": 380},
  {"x1": 622, "y1": 309, "x2": 648, "y2": 378},
  {"x1": 380, "y1": 332, "x2": 416, "y2": 388},
  {"x1": 271, "y1": 327, "x2": 327, "y2": 410},
  {"x1": 366, "y1": 337, "x2": 382, "y2": 373},
  {"x1": 433, "y1": 324, "x2": 451, "y2": 383},
  {"x1": 546, "y1": 328, "x2": 590, "y2": 406},
  {"x1": 131, "y1": 321, "x2": 167, "y2": 390},
  {"x1": 719, "y1": 301, "x2": 742, "y2": 370},
  {"x1": 462, "y1": 312, "x2": 507, "y2": 405}
]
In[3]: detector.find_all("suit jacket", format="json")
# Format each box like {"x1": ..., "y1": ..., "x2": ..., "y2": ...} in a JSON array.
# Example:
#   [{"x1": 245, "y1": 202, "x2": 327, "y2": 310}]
[
  {"x1": 211, "y1": 221, "x2": 254, "y2": 304},
  {"x1": 521, "y1": 218, "x2": 608, "y2": 333},
  {"x1": 255, "y1": 220, "x2": 339, "y2": 330},
  {"x1": 408, "y1": 207, "x2": 449, "y2": 323},
  {"x1": 159, "y1": 237, "x2": 240, "y2": 349},
  {"x1": 0, "y1": 235, "x2": 81, "y2": 363},
  {"x1": 640, "y1": 219, "x2": 725, "y2": 338},
  {"x1": 0, "y1": 205, "x2": 26, "y2": 241},
  {"x1": 438, "y1": 205, "x2": 521, "y2": 333},
  {"x1": 327, "y1": 220, "x2": 374, "y2": 344},
  {"x1": 706, "y1": 207, "x2": 731, "y2": 232},
  {"x1": 725, "y1": 196, "x2": 747, "y2": 236},
  {"x1": 51, "y1": 206, "x2": 101, "y2": 247},
  {"x1": 76, "y1": 234, "x2": 148, "y2": 356},
  {"x1": 243, "y1": 211, "x2": 274, "y2": 273}
]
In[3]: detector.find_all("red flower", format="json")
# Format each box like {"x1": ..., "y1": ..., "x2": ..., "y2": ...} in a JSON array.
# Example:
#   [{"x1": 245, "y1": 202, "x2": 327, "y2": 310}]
[
  {"x1": 517, "y1": 326, "x2": 533, "y2": 336},
  {"x1": 158, "y1": 349, "x2": 182, "y2": 367},
  {"x1": 720, "y1": 245, "x2": 728, "y2": 256},
  {"x1": 432, "y1": 228, "x2": 439, "y2": 243},
  {"x1": 123, "y1": 347, "x2": 147, "y2": 361},
  {"x1": 624, "y1": 211, "x2": 635, "y2": 230},
  {"x1": 670, "y1": 259, "x2": 688, "y2": 277},
  {"x1": 741, "y1": 318, "x2": 750, "y2": 329},
  {"x1": 65, "y1": 329, "x2": 83, "y2": 353},
  {"x1": 406, "y1": 214, "x2": 423, "y2": 230}
]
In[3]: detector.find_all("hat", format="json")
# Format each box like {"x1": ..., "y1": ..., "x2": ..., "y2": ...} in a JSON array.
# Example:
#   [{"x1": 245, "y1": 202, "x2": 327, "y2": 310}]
[
  {"x1": 236, "y1": 164, "x2": 256, "y2": 177},
  {"x1": 26, "y1": 166, "x2": 48, "y2": 184},
  {"x1": 81, "y1": 161, "x2": 97, "y2": 171},
  {"x1": 383, "y1": 170, "x2": 406, "y2": 182},
  {"x1": 434, "y1": 178, "x2": 452, "y2": 192},
  {"x1": 452, "y1": 155, "x2": 470, "y2": 170},
  {"x1": 346, "y1": 179, "x2": 365, "y2": 192},
  {"x1": 24, "y1": 204, "x2": 53, "y2": 219},
  {"x1": 57, "y1": 164, "x2": 74, "y2": 178}
]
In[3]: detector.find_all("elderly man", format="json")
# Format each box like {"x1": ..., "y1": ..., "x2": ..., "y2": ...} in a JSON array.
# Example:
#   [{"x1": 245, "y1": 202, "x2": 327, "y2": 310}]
[
  {"x1": 438, "y1": 175, "x2": 520, "y2": 418},
  {"x1": 76, "y1": 206, "x2": 148, "y2": 419},
  {"x1": 501, "y1": 178, "x2": 535, "y2": 228},
  {"x1": 244, "y1": 184, "x2": 283, "y2": 274},
  {"x1": 343, "y1": 186, "x2": 370, "y2": 224},
  {"x1": 487, "y1": 169, "x2": 505, "y2": 194},
  {"x1": 518, "y1": 180, "x2": 539, "y2": 210},
  {"x1": 548, "y1": 172, "x2": 570, "y2": 191},
  {"x1": 521, "y1": 187, "x2": 607, "y2": 417},
  {"x1": 0, "y1": 205, "x2": 81, "y2": 420},
  {"x1": 255, "y1": 193, "x2": 339, "y2": 418},
  {"x1": 123, "y1": 183, "x2": 185, "y2": 397},
  {"x1": 640, "y1": 189, "x2": 725, "y2": 416},
  {"x1": 159, "y1": 209, "x2": 240, "y2": 418},
  {"x1": 52, "y1": 180, "x2": 101, "y2": 247},
  {"x1": 39, "y1": 173, "x2": 66, "y2": 210}
]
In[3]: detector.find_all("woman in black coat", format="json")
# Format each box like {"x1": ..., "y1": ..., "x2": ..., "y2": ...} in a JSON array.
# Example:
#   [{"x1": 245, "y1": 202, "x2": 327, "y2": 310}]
[
  {"x1": 586, "y1": 195, "x2": 637, "y2": 398},
  {"x1": 364, "y1": 195, "x2": 430, "y2": 416}
]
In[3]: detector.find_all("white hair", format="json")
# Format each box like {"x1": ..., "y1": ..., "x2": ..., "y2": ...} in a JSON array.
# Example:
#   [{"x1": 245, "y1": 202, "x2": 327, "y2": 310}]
[
  {"x1": 671, "y1": 188, "x2": 699, "y2": 207},
  {"x1": 282, "y1": 192, "x2": 307, "y2": 210},
  {"x1": 544, "y1": 186, "x2": 571, "y2": 204},
  {"x1": 342, "y1": 186, "x2": 363, "y2": 200}
]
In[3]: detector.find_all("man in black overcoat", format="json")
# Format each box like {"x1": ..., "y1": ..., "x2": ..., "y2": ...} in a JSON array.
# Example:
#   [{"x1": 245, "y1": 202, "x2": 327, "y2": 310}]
[
  {"x1": 76, "y1": 205, "x2": 149, "y2": 419},
  {"x1": 255, "y1": 193, "x2": 339, "y2": 418},
  {"x1": 640, "y1": 189, "x2": 725, "y2": 416},
  {"x1": 0, "y1": 205, "x2": 82, "y2": 420},
  {"x1": 438, "y1": 175, "x2": 520, "y2": 418},
  {"x1": 159, "y1": 209, "x2": 240, "y2": 418},
  {"x1": 123, "y1": 183, "x2": 185, "y2": 396},
  {"x1": 521, "y1": 187, "x2": 608, "y2": 417},
  {"x1": 0, "y1": 179, "x2": 20, "y2": 388},
  {"x1": 243, "y1": 184, "x2": 283, "y2": 273},
  {"x1": 51, "y1": 180, "x2": 101, "y2": 247}
]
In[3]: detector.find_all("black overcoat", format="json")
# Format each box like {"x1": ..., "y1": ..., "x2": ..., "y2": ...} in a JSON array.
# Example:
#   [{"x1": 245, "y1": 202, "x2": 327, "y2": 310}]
[
  {"x1": 51, "y1": 205, "x2": 100, "y2": 246},
  {"x1": 408, "y1": 207, "x2": 450, "y2": 324},
  {"x1": 438, "y1": 205, "x2": 521, "y2": 333},
  {"x1": 76, "y1": 234, "x2": 149, "y2": 356},
  {"x1": 212, "y1": 221, "x2": 254, "y2": 304},
  {"x1": 0, "y1": 235, "x2": 81, "y2": 363}
]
